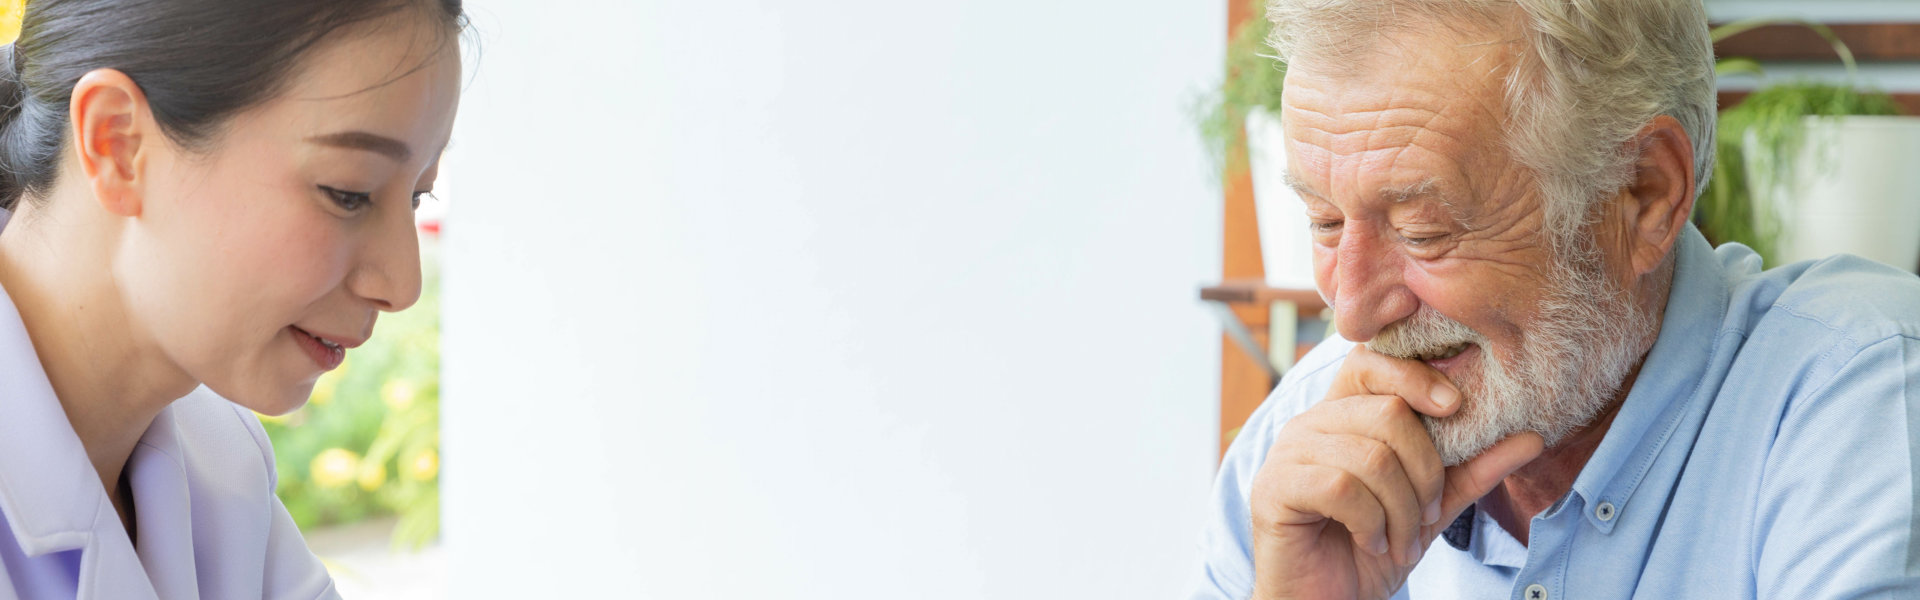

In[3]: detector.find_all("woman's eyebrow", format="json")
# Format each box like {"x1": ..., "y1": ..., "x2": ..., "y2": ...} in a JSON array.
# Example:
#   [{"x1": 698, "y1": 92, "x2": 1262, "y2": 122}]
[{"x1": 307, "y1": 131, "x2": 412, "y2": 162}]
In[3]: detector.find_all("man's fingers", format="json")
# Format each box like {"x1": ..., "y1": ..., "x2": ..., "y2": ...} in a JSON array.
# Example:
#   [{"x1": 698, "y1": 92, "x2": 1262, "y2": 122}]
[
  {"x1": 1271, "y1": 464, "x2": 1393, "y2": 557},
  {"x1": 1313, "y1": 395, "x2": 1448, "y2": 527},
  {"x1": 1438, "y1": 432, "x2": 1546, "y2": 521},
  {"x1": 1334, "y1": 346, "x2": 1464, "y2": 418},
  {"x1": 1297, "y1": 433, "x2": 1427, "y2": 565}
]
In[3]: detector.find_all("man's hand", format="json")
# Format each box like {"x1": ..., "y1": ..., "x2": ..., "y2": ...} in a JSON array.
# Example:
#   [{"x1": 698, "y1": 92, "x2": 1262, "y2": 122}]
[{"x1": 1248, "y1": 347, "x2": 1545, "y2": 600}]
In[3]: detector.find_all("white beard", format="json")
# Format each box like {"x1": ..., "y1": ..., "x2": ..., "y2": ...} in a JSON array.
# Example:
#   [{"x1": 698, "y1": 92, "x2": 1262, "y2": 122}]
[{"x1": 1363, "y1": 241, "x2": 1657, "y2": 467}]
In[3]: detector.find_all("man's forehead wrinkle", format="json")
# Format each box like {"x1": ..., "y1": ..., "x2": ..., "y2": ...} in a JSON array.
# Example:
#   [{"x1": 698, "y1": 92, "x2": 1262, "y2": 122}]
[
  {"x1": 1286, "y1": 104, "x2": 1448, "y2": 133},
  {"x1": 1284, "y1": 96, "x2": 1496, "y2": 167},
  {"x1": 1284, "y1": 129, "x2": 1476, "y2": 213},
  {"x1": 1283, "y1": 94, "x2": 1483, "y2": 158},
  {"x1": 1292, "y1": 122, "x2": 1468, "y2": 159}
]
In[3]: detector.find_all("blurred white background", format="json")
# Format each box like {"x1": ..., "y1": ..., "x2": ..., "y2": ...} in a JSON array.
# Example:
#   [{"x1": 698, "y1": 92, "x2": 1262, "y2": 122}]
[{"x1": 439, "y1": 1, "x2": 1224, "y2": 598}]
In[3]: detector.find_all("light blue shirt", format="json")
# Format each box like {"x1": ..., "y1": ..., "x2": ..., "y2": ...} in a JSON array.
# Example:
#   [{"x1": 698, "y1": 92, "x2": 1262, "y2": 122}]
[{"x1": 1192, "y1": 225, "x2": 1920, "y2": 599}]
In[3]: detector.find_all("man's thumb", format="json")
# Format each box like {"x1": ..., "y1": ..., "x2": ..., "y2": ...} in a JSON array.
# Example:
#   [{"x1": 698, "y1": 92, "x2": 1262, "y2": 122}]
[{"x1": 1437, "y1": 432, "x2": 1546, "y2": 522}]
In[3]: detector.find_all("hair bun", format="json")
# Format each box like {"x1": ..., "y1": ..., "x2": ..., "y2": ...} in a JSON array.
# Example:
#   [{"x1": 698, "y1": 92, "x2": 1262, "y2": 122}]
[
  {"x1": 0, "y1": 45, "x2": 21, "y2": 110},
  {"x1": 0, "y1": 44, "x2": 26, "y2": 209}
]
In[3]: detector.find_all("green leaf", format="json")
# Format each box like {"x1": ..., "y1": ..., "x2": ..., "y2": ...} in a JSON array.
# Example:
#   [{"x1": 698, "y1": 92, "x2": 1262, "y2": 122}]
[
  {"x1": 1711, "y1": 17, "x2": 1858, "y2": 79},
  {"x1": 1714, "y1": 57, "x2": 1765, "y2": 79}
]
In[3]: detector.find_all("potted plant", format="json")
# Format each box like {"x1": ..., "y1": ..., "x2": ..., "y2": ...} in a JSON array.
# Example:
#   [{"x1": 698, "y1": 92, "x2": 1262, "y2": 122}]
[
  {"x1": 1701, "y1": 18, "x2": 1917, "y2": 270},
  {"x1": 1195, "y1": 1, "x2": 1283, "y2": 164},
  {"x1": 1195, "y1": 1, "x2": 1314, "y2": 288}
]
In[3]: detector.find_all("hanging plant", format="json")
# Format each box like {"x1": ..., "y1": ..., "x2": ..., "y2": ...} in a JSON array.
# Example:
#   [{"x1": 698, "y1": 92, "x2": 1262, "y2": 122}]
[{"x1": 1194, "y1": 0, "x2": 1285, "y2": 170}]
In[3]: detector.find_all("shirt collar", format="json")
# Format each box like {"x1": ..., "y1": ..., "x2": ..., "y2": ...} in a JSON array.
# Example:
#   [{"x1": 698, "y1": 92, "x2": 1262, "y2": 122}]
[
  {"x1": 1566, "y1": 223, "x2": 1733, "y2": 534},
  {"x1": 0, "y1": 273, "x2": 115, "y2": 557},
  {"x1": 128, "y1": 405, "x2": 199, "y2": 595}
]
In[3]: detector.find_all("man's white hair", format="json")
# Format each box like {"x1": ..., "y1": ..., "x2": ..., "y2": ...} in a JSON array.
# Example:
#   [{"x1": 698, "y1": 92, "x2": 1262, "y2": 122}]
[{"x1": 1265, "y1": 0, "x2": 1717, "y2": 247}]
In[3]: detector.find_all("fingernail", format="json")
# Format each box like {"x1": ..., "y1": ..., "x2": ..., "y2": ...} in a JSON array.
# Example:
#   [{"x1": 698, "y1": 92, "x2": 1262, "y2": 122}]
[
  {"x1": 1431, "y1": 384, "x2": 1459, "y2": 409},
  {"x1": 1408, "y1": 540, "x2": 1424, "y2": 564},
  {"x1": 1372, "y1": 535, "x2": 1389, "y2": 556},
  {"x1": 1424, "y1": 499, "x2": 1441, "y2": 525}
]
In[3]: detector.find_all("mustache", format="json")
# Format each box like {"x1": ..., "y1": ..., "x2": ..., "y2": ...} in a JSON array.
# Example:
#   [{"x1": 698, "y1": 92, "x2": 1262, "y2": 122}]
[{"x1": 1365, "y1": 307, "x2": 1484, "y2": 359}]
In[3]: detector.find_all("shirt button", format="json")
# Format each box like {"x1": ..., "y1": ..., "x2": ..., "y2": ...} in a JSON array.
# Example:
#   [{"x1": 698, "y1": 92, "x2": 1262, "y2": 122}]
[
  {"x1": 1525, "y1": 583, "x2": 1549, "y2": 600},
  {"x1": 1596, "y1": 501, "x2": 1617, "y2": 521}
]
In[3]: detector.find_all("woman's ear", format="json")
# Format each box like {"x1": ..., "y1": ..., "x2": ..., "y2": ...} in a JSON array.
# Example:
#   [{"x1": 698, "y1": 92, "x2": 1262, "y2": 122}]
[{"x1": 68, "y1": 68, "x2": 154, "y2": 217}]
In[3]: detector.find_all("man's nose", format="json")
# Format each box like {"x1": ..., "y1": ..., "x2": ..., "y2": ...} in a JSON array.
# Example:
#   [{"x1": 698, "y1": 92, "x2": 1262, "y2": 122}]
[{"x1": 1329, "y1": 225, "x2": 1418, "y2": 342}]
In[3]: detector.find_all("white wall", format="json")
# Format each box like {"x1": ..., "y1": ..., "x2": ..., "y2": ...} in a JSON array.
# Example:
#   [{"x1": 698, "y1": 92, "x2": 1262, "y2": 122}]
[{"x1": 439, "y1": 1, "x2": 1223, "y2": 598}]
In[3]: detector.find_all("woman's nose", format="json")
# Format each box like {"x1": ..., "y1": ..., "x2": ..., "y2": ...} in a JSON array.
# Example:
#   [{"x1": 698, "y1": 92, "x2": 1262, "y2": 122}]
[{"x1": 347, "y1": 211, "x2": 423, "y2": 313}]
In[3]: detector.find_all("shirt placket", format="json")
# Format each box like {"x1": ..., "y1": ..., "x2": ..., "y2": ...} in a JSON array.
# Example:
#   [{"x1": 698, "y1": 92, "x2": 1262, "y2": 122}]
[{"x1": 1510, "y1": 498, "x2": 1580, "y2": 600}]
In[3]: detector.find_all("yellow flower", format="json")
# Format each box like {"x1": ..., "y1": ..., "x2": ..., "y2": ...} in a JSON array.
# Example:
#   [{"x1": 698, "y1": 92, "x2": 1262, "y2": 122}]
[
  {"x1": 381, "y1": 379, "x2": 416, "y2": 411},
  {"x1": 0, "y1": 0, "x2": 23, "y2": 46},
  {"x1": 310, "y1": 448, "x2": 360, "y2": 489},
  {"x1": 404, "y1": 449, "x2": 438, "y2": 482},
  {"x1": 356, "y1": 461, "x2": 387, "y2": 492}
]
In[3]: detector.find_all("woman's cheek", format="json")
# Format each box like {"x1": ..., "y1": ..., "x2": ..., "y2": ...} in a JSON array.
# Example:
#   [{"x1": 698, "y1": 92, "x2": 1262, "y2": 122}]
[{"x1": 249, "y1": 213, "x2": 350, "y2": 297}]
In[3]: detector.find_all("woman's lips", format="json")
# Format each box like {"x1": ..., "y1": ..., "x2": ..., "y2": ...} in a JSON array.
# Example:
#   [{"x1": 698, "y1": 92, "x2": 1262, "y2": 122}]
[{"x1": 290, "y1": 326, "x2": 345, "y2": 370}]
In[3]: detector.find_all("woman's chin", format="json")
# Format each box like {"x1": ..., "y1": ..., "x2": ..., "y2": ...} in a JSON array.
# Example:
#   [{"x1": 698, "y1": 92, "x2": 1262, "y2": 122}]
[
  {"x1": 201, "y1": 379, "x2": 315, "y2": 417},
  {"x1": 250, "y1": 397, "x2": 311, "y2": 418},
  {"x1": 256, "y1": 387, "x2": 316, "y2": 417}
]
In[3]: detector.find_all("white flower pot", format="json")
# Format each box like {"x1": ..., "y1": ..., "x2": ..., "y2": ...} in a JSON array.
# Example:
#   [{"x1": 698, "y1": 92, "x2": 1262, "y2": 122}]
[
  {"x1": 1766, "y1": 115, "x2": 1920, "y2": 272},
  {"x1": 1244, "y1": 107, "x2": 1316, "y2": 288}
]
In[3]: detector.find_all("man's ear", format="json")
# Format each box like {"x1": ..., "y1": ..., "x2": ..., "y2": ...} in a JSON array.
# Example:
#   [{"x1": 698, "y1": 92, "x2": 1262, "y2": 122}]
[
  {"x1": 68, "y1": 69, "x2": 153, "y2": 218},
  {"x1": 1621, "y1": 114, "x2": 1698, "y2": 276}
]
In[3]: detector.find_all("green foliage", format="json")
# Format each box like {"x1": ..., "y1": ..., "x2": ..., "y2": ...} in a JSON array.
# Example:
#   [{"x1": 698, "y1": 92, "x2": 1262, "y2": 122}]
[
  {"x1": 1702, "y1": 83, "x2": 1900, "y2": 264},
  {"x1": 1194, "y1": 0, "x2": 1284, "y2": 169},
  {"x1": 259, "y1": 259, "x2": 441, "y2": 551},
  {"x1": 1697, "y1": 17, "x2": 1900, "y2": 265}
]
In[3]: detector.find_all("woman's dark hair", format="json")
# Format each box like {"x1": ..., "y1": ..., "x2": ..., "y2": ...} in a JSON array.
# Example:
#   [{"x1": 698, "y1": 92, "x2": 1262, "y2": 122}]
[{"x1": 0, "y1": 0, "x2": 466, "y2": 210}]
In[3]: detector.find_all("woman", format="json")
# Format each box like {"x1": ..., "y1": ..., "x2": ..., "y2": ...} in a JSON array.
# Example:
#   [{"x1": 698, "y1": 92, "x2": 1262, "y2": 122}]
[{"x1": 0, "y1": 0, "x2": 463, "y2": 597}]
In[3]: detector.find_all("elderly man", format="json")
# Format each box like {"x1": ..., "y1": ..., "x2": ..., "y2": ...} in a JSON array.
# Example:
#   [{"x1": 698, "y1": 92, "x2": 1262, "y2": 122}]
[{"x1": 1193, "y1": 1, "x2": 1920, "y2": 599}]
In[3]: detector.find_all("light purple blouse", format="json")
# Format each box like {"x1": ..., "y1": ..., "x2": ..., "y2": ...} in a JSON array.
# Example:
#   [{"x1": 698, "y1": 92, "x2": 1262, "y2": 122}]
[{"x1": 0, "y1": 210, "x2": 339, "y2": 599}]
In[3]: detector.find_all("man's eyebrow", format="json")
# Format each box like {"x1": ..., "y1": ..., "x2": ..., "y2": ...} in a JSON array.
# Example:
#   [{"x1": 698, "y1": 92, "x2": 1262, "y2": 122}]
[
  {"x1": 1281, "y1": 173, "x2": 1445, "y2": 204},
  {"x1": 306, "y1": 131, "x2": 412, "y2": 162},
  {"x1": 1384, "y1": 177, "x2": 1441, "y2": 204},
  {"x1": 1281, "y1": 172, "x2": 1319, "y2": 199},
  {"x1": 1389, "y1": 177, "x2": 1476, "y2": 228}
]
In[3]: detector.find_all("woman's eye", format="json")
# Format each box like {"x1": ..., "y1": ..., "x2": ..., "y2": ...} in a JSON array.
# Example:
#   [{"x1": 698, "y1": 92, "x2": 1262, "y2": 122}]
[
  {"x1": 319, "y1": 186, "x2": 372, "y2": 212},
  {"x1": 410, "y1": 191, "x2": 435, "y2": 211},
  {"x1": 1309, "y1": 220, "x2": 1342, "y2": 234}
]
